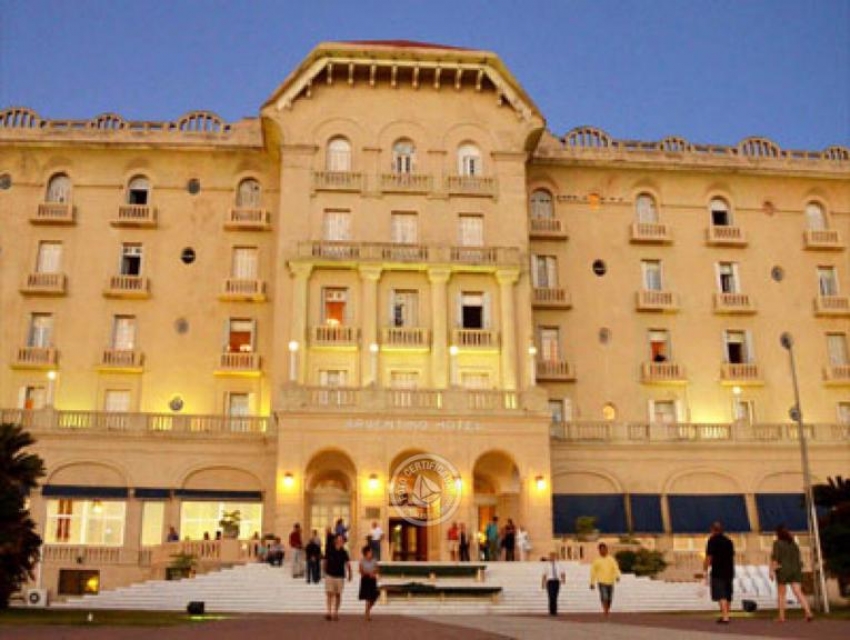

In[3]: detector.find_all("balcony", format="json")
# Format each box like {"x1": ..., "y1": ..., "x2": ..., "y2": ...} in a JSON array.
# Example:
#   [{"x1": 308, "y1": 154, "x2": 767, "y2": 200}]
[
  {"x1": 706, "y1": 225, "x2": 747, "y2": 246},
  {"x1": 720, "y1": 362, "x2": 763, "y2": 385},
  {"x1": 112, "y1": 204, "x2": 157, "y2": 227},
  {"x1": 630, "y1": 222, "x2": 672, "y2": 244},
  {"x1": 641, "y1": 362, "x2": 687, "y2": 384},
  {"x1": 814, "y1": 295, "x2": 850, "y2": 317},
  {"x1": 451, "y1": 329, "x2": 499, "y2": 350},
  {"x1": 380, "y1": 327, "x2": 431, "y2": 350},
  {"x1": 311, "y1": 171, "x2": 364, "y2": 192},
  {"x1": 379, "y1": 173, "x2": 432, "y2": 194},
  {"x1": 224, "y1": 208, "x2": 271, "y2": 231},
  {"x1": 533, "y1": 287, "x2": 572, "y2": 309},
  {"x1": 528, "y1": 217, "x2": 568, "y2": 240},
  {"x1": 220, "y1": 279, "x2": 266, "y2": 302},
  {"x1": 536, "y1": 359, "x2": 576, "y2": 381},
  {"x1": 449, "y1": 246, "x2": 519, "y2": 266},
  {"x1": 104, "y1": 275, "x2": 150, "y2": 299},
  {"x1": 31, "y1": 202, "x2": 74, "y2": 224},
  {"x1": 20, "y1": 272, "x2": 67, "y2": 296},
  {"x1": 13, "y1": 347, "x2": 58, "y2": 369},
  {"x1": 295, "y1": 241, "x2": 521, "y2": 269},
  {"x1": 217, "y1": 351, "x2": 261, "y2": 374},
  {"x1": 311, "y1": 325, "x2": 360, "y2": 348},
  {"x1": 445, "y1": 175, "x2": 497, "y2": 198},
  {"x1": 713, "y1": 292, "x2": 756, "y2": 314},
  {"x1": 823, "y1": 364, "x2": 850, "y2": 385},
  {"x1": 636, "y1": 290, "x2": 678, "y2": 312},
  {"x1": 804, "y1": 229, "x2": 845, "y2": 250},
  {"x1": 100, "y1": 349, "x2": 144, "y2": 371}
]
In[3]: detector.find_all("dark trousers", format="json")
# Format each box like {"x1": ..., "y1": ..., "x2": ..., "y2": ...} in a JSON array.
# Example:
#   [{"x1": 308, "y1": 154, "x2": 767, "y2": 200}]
[
  {"x1": 547, "y1": 579, "x2": 561, "y2": 615},
  {"x1": 306, "y1": 558, "x2": 321, "y2": 583},
  {"x1": 459, "y1": 544, "x2": 470, "y2": 562},
  {"x1": 369, "y1": 539, "x2": 381, "y2": 561}
]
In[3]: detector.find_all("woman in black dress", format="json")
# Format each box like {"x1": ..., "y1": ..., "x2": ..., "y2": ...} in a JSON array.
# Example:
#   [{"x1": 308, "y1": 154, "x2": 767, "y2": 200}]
[{"x1": 358, "y1": 544, "x2": 380, "y2": 620}]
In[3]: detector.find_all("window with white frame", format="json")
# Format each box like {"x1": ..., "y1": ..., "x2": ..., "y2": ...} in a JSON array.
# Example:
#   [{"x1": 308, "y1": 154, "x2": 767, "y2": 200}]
[
  {"x1": 140, "y1": 502, "x2": 165, "y2": 546},
  {"x1": 180, "y1": 501, "x2": 262, "y2": 540},
  {"x1": 805, "y1": 202, "x2": 827, "y2": 231},
  {"x1": 391, "y1": 290, "x2": 419, "y2": 327},
  {"x1": 323, "y1": 209, "x2": 351, "y2": 242},
  {"x1": 391, "y1": 212, "x2": 418, "y2": 244},
  {"x1": 532, "y1": 255, "x2": 559, "y2": 288},
  {"x1": 127, "y1": 176, "x2": 150, "y2": 205},
  {"x1": 319, "y1": 370, "x2": 347, "y2": 387},
  {"x1": 390, "y1": 370, "x2": 419, "y2": 389},
  {"x1": 235, "y1": 178, "x2": 261, "y2": 208},
  {"x1": 650, "y1": 400, "x2": 677, "y2": 424},
  {"x1": 641, "y1": 260, "x2": 663, "y2": 291},
  {"x1": 120, "y1": 243, "x2": 143, "y2": 276},
  {"x1": 392, "y1": 139, "x2": 415, "y2": 174},
  {"x1": 710, "y1": 198, "x2": 732, "y2": 226},
  {"x1": 724, "y1": 330, "x2": 751, "y2": 364},
  {"x1": 716, "y1": 262, "x2": 739, "y2": 293},
  {"x1": 36, "y1": 241, "x2": 62, "y2": 273},
  {"x1": 649, "y1": 329, "x2": 670, "y2": 362},
  {"x1": 838, "y1": 402, "x2": 850, "y2": 425},
  {"x1": 548, "y1": 400, "x2": 564, "y2": 424},
  {"x1": 227, "y1": 392, "x2": 250, "y2": 416},
  {"x1": 45, "y1": 499, "x2": 126, "y2": 545},
  {"x1": 327, "y1": 137, "x2": 352, "y2": 172},
  {"x1": 733, "y1": 398, "x2": 755, "y2": 425},
  {"x1": 111, "y1": 316, "x2": 136, "y2": 350},
  {"x1": 458, "y1": 214, "x2": 484, "y2": 247},
  {"x1": 636, "y1": 193, "x2": 658, "y2": 223},
  {"x1": 45, "y1": 173, "x2": 71, "y2": 203},
  {"x1": 457, "y1": 143, "x2": 481, "y2": 176},
  {"x1": 322, "y1": 288, "x2": 349, "y2": 325},
  {"x1": 529, "y1": 189, "x2": 553, "y2": 219},
  {"x1": 104, "y1": 389, "x2": 131, "y2": 413},
  {"x1": 20, "y1": 386, "x2": 46, "y2": 410},
  {"x1": 458, "y1": 292, "x2": 489, "y2": 329},
  {"x1": 227, "y1": 318, "x2": 256, "y2": 353},
  {"x1": 827, "y1": 333, "x2": 849, "y2": 366},
  {"x1": 538, "y1": 327, "x2": 561, "y2": 362},
  {"x1": 461, "y1": 372, "x2": 490, "y2": 389},
  {"x1": 28, "y1": 313, "x2": 54, "y2": 348},
  {"x1": 231, "y1": 247, "x2": 258, "y2": 279},
  {"x1": 817, "y1": 266, "x2": 839, "y2": 296}
]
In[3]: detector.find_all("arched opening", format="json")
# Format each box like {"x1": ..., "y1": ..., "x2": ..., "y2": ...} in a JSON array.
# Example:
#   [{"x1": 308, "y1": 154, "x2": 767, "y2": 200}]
[
  {"x1": 805, "y1": 202, "x2": 827, "y2": 231},
  {"x1": 457, "y1": 142, "x2": 481, "y2": 176},
  {"x1": 473, "y1": 450, "x2": 520, "y2": 560},
  {"x1": 235, "y1": 178, "x2": 261, "y2": 208},
  {"x1": 305, "y1": 449, "x2": 356, "y2": 544},
  {"x1": 45, "y1": 173, "x2": 71, "y2": 203},
  {"x1": 127, "y1": 175, "x2": 150, "y2": 205},
  {"x1": 529, "y1": 188, "x2": 553, "y2": 219},
  {"x1": 709, "y1": 197, "x2": 731, "y2": 226},
  {"x1": 387, "y1": 449, "x2": 432, "y2": 560},
  {"x1": 636, "y1": 193, "x2": 658, "y2": 223},
  {"x1": 392, "y1": 139, "x2": 415, "y2": 174},
  {"x1": 327, "y1": 137, "x2": 351, "y2": 172}
]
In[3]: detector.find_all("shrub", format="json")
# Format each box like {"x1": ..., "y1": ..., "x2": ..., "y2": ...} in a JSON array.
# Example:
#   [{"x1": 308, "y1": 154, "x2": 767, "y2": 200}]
[{"x1": 616, "y1": 547, "x2": 667, "y2": 578}]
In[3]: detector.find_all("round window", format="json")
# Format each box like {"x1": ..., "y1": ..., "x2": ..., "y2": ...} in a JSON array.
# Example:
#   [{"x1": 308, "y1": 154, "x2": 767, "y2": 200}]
[
  {"x1": 174, "y1": 318, "x2": 189, "y2": 334},
  {"x1": 187, "y1": 178, "x2": 201, "y2": 195},
  {"x1": 771, "y1": 266, "x2": 784, "y2": 282},
  {"x1": 0, "y1": 174, "x2": 11, "y2": 190},
  {"x1": 602, "y1": 403, "x2": 617, "y2": 421},
  {"x1": 169, "y1": 396, "x2": 184, "y2": 412},
  {"x1": 181, "y1": 248, "x2": 196, "y2": 264},
  {"x1": 592, "y1": 260, "x2": 607, "y2": 276},
  {"x1": 598, "y1": 328, "x2": 611, "y2": 344}
]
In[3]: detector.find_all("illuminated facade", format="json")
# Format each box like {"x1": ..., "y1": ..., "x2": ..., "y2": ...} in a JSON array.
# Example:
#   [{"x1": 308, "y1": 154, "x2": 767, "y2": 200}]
[{"x1": 0, "y1": 41, "x2": 848, "y2": 597}]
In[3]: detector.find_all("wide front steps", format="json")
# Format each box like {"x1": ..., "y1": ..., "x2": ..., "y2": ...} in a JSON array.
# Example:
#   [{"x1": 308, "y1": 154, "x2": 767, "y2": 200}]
[{"x1": 55, "y1": 561, "x2": 785, "y2": 615}]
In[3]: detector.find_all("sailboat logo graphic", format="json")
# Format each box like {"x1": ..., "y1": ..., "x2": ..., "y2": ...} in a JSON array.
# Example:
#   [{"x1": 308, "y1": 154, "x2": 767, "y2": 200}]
[
  {"x1": 390, "y1": 452, "x2": 461, "y2": 526},
  {"x1": 410, "y1": 473, "x2": 442, "y2": 507}
]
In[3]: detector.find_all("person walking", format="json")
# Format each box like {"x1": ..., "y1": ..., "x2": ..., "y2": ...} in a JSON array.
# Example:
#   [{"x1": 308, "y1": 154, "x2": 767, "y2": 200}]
[
  {"x1": 703, "y1": 521, "x2": 735, "y2": 624},
  {"x1": 503, "y1": 519, "x2": 517, "y2": 561},
  {"x1": 334, "y1": 518, "x2": 349, "y2": 543},
  {"x1": 447, "y1": 521, "x2": 459, "y2": 561},
  {"x1": 369, "y1": 521, "x2": 383, "y2": 561},
  {"x1": 541, "y1": 551, "x2": 566, "y2": 615},
  {"x1": 358, "y1": 544, "x2": 380, "y2": 621},
  {"x1": 486, "y1": 516, "x2": 499, "y2": 561},
  {"x1": 589, "y1": 542, "x2": 621, "y2": 616},
  {"x1": 458, "y1": 523, "x2": 471, "y2": 562},
  {"x1": 305, "y1": 529, "x2": 322, "y2": 584},
  {"x1": 770, "y1": 525, "x2": 813, "y2": 622},
  {"x1": 289, "y1": 523, "x2": 304, "y2": 578},
  {"x1": 517, "y1": 525, "x2": 531, "y2": 562},
  {"x1": 323, "y1": 534, "x2": 351, "y2": 621}
]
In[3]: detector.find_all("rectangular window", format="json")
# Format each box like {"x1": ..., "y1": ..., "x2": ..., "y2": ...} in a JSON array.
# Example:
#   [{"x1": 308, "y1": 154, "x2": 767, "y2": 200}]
[
  {"x1": 323, "y1": 210, "x2": 351, "y2": 242},
  {"x1": 231, "y1": 247, "x2": 258, "y2": 279},
  {"x1": 716, "y1": 262, "x2": 738, "y2": 293},
  {"x1": 179, "y1": 501, "x2": 262, "y2": 541},
  {"x1": 104, "y1": 390, "x2": 131, "y2": 413},
  {"x1": 532, "y1": 255, "x2": 558, "y2": 288},
  {"x1": 458, "y1": 214, "x2": 484, "y2": 247},
  {"x1": 817, "y1": 267, "x2": 839, "y2": 296},
  {"x1": 45, "y1": 499, "x2": 126, "y2": 545},
  {"x1": 827, "y1": 333, "x2": 849, "y2": 366},
  {"x1": 651, "y1": 400, "x2": 677, "y2": 424},
  {"x1": 460, "y1": 292, "x2": 485, "y2": 329},
  {"x1": 112, "y1": 316, "x2": 136, "y2": 350},
  {"x1": 549, "y1": 400, "x2": 564, "y2": 424},
  {"x1": 461, "y1": 372, "x2": 490, "y2": 389},
  {"x1": 724, "y1": 330, "x2": 750, "y2": 364},
  {"x1": 391, "y1": 290, "x2": 419, "y2": 327},
  {"x1": 227, "y1": 318, "x2": 255, "y2": 352},
  {"x1": 733, "y1": 398, "x2": 755, "y2": 425},
  {"x1": 227, "y1": 393, "x2": 250, "y2": 416},
  {"x1": 649, "y1": 329, "x2": 670, "y2": 362},
  {"x1": 838, "y1": 403, "x2": 850, "y2": 425},
  {"x1": 642, "y1": 260, "x2": 663, "y2": 291},
  {"x1": 120, "y1": 244, "x2": 143, "y2": 276},
  {"x1": 390, "y1": 371, "x2": 419, "y2": 389},
  {"x1": 322, "y1": 288, "x2": 348, "y2": 325},
  {"x1": 36, "y1": 242, "x2": 62, "y2": 273},
  {"x1": 20, "y1": 386, "x2": 46, "y2": 410},
  {"x1": 28, "y1": 313, "x2": 54, "y2": 347},
  {"x1": 140, "y1": 501, "x2": 166, "y2": 547},
  {"x1": 539, "y1": 327, "x2": 561, "y2": 361},
  {"x1": 319, "y1": 370, "x2": 347, "y2": 387},
  {"x1": 391, "y1": 212, "x2": 418, "y2": 245},
  {"x1": 636, "y1": 195, "x2": 658, "y2": 224}
]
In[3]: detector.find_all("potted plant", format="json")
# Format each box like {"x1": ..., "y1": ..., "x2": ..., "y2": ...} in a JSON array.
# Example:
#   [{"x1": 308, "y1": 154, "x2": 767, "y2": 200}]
[
  {"x1": 167, "y1": 552, "x2": 198, "y2": 580},
  {"x1": 575, "y1": 515, "x2": 599, "y2": 541},
  {"x1": 219, "y1": 510, "x2": 242, "y2": 539}
]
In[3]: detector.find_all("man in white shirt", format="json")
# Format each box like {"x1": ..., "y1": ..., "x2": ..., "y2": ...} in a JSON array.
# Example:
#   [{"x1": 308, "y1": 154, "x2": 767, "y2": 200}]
[
  {"x1": 541, "y1": 551, "x2": 566, "y2": 615},
  {"x1": 369, "y1": 521, "x2": 383, "y2": 561}
]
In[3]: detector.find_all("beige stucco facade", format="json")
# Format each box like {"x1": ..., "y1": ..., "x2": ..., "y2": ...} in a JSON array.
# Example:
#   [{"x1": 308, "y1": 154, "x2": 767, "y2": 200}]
[{"x1": 0, "y1": 41, "x2": 848, "y2": 598}]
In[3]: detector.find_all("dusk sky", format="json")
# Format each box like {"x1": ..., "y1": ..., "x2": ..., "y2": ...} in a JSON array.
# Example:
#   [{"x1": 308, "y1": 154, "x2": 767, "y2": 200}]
[{"x1": 0, "y1": 0, "x2": 847, "y2": 150}]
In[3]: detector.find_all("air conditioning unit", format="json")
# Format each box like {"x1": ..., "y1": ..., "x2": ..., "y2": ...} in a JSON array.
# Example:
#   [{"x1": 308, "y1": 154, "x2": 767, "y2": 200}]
[{"x1": 27, "y1": 588, "x2": 48, "y2": 608}]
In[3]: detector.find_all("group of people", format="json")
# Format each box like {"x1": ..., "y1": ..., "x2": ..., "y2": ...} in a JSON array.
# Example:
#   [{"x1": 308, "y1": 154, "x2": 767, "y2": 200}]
[
  {"x1": 542, "y1": 542, "x2": 621, "y2": 616},
  {"x1": 479, "y1": 517, "x2": 532, "y2": 562}
]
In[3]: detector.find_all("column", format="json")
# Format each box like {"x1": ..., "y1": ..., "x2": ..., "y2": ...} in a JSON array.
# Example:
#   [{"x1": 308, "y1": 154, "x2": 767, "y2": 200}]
[
  {"x1": 496, "y1": 269, "x2": 520, "y2": 391},
  {"x1": 428, "y1": 267, "x2": 452, "y2": 388},
  {"x1": 359, "y1": 265, "x2": 382, "y2": 386},
  {"x1": 289, "y1": 263, "x2": 313, "y2": 384}
]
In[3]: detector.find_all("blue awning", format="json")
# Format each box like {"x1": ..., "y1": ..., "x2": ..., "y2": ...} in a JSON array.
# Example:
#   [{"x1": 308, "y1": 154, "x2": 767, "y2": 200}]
[
  {"x1": 668, "y1": 494, "x2": 750, "y2": 533},
  {"x1": 174, "y1": 489, "x2": 262, "y2": 501},
  {"x1": 756, "y1": 493, "x2": 807, "y2": 532},
  {"x1": 134, "y1": 488, "x2": 172, "y2": 499},
  {"x1": 41, "y1": 485, "x2": 128, "y2": 499},
  {"x1": 552, "y1": 494, "x2": 627, "y2": 534},
  {"x1": 629, "y1": 494, "x2": 664, "y2": 533}
]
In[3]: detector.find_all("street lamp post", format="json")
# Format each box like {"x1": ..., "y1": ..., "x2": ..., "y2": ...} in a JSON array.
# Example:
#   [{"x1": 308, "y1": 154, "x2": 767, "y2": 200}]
[
  {"x1": 287, "y1": 341, "x2": 299, "y2": 383},
  {"x1": 780, "y1": 332, "x2": 829, "y2": 613}
]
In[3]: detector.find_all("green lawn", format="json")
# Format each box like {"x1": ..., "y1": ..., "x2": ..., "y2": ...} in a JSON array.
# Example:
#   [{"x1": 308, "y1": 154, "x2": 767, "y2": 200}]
[{"x1": 0, "y1": 608, "x2": 231, "y2": 626}]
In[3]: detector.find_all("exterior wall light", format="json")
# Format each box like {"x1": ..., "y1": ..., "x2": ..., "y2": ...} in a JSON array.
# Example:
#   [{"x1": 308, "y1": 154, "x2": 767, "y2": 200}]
[
  {"x1": 368, "y1": 473, "x2": 379, "y2": 490},
  {"x1": 283, "y1": 472, "x2": 295, "y2": 489},
  {"x1": 535, "y1": 475, "x2": 546, "y2": 491}
]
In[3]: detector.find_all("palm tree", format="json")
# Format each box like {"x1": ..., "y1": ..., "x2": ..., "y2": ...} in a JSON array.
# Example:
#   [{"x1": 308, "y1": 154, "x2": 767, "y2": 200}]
[
  {"x1": 0, "y1": 423, "x2": 46, "y2": 608},
  {"x1": 813, "y1": 475, "x2": 850, "y2": 595}
]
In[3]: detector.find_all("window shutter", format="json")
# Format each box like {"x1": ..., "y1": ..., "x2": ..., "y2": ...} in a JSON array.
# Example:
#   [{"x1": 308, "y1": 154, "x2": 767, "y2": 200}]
[
  {"x1": 732, "y1": 263, "x2": 741, "y2": 293},
  {"x1": 547, "y1": 257, "x2": 558, "y2": 288},
  {"x1": 745, "y1": 330, "x2": 755, "y2": 363},
  {"x1": 483, "y1": 292, "x2": 492, "y2": 329},
  {"x1": 250, "y1": 319, "x2": 257, "y2": 349}
]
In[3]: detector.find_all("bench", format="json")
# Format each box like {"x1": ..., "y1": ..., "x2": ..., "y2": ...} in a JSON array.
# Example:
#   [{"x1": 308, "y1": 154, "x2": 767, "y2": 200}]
[
  {"x1": 379, "y1": 581, "x2": 502, "y2": 603},
  {"x1": 377, "y1": 563, "x2": 486, "y2": 580}
]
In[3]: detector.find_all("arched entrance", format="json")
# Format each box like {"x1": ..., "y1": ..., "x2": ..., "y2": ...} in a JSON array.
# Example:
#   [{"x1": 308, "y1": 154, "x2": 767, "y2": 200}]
[
  {"x1": 387, "y1": 449, "x2": 430, "y2": 561},
  {"x1": 473, "y1": 450, "x2": 520, "y2": 560},
  {"x1": 304, "y1": 449, "x2": 356, "y2": 542}
]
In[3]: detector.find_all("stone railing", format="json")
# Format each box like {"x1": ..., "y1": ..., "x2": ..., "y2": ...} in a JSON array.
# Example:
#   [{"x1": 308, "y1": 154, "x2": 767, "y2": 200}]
[
  {"x1": 814, "y1": 294, "x2": 850, "y2": 316},
  {"x1": 713, "y1": 292, "x2": 756, "y2": 314},
  {"x1": 528, "y1": 216, "x2": 567, "y2": 238},
  {"x1": 101, "y1": 349, "x2": 144, "y2": 369},
  {"x1": 21, "y1": 272, "x2": 67, "y2": 295},
  {"x1": 823, "y1": 364, "x2": 850, "y2": 383},
  {"x1": 32, "y1": 202, "x2": 74, "y2": 224},
  {"x1": 536, "y1": 359, "x2": 575, "y2": 381},
  {"x1": 221, "y1": 278, "x2": 266, "y2": 301},
  {"x1": 706, "y1": 225, "x2": 747, "y2": 245},
  {"x1": 451, "y1": 328, "x2": 499, "y2": 349},
  {"x1": 630, "y1": 222, "x2": 671, "y2": 243},
  {"x1": 804, "y1": 229, "x2": 844, "y2": 250},
  {"x1": 296, "y1": 241, "x2": 521, "y2": 268},
  {"x1": 225, "y1": 208, "x2": 271, "y2": 230},
  {"x1": 312, "y1": 170, "x2": 364, "y2": 192},
  {"x1": 42, "y1": 545, "x2": 141, "y2": 566},
  {"x1": 641, "y1": 361, "x2": 686, "y2": 382},
  {"x1": 533, "y1": 287, "x2": 571, "y2": 308},
  {"x1": 149, "y1": 539, "x2": 263, "y2": 568},
  {"x1": 218, "y1": 351, "x2": 261, "y2": 371},
  {"x1": 381, "y1": 327, "x2": 430, "y2": 348},
  {"x1": 104, "y1": 275, "x2": 150, "y2": 298},
  {"x1": 550, "y1": 421, "x2": 849, "y2": 443},
  {"x1": 720, "y1": 362, "x2": 762, "y2": 382},
  {"x1": 311, "y1": 325, "x2": 360, "y2": 346},
  {"x1": 113, "y1": 204, "x2": 156, "y2": 226},
  {"x1": 14, "y1": 347, "x2": 58, "y2": 368},
  {"x1": 379, "y1": 172, "x2": 432, "y2": 193},
  {"x1": 636, "y1": 289, "x2": 678, "y2": 311},
  {"x1": 444, "y1": 174, "x2": 497, "y2": 197},
  {"x1": 0, "y1": 408, "x2": 273, "y2": 437}
]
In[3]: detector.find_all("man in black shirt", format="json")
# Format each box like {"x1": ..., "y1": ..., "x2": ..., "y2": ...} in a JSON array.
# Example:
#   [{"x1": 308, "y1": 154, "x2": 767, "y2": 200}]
[
  {"x1": 323, "y1": 534, "x2": 351, "y2": 621},
  {"x1": 703, "y1": 521, "x2": 735, "y2": 624}
]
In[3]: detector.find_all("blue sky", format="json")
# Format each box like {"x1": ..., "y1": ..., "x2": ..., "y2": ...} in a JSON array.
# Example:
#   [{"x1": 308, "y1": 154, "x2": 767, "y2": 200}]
[{"x1": 0, "y1": 0, "x2": 847, "y2": 149}]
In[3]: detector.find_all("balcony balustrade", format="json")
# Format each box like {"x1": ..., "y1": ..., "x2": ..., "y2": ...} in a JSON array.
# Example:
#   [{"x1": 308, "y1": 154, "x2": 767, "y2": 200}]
[
  {"x1": 636, "y1": 290, "x2": 678, "y2": 312},
  {"x1": 706, "y1": 225, "x2": 747, "y2": 246},
  {"x1": 100, "y1": 349, "x2": 144, "y2": 370},
  {"x1": 380, "y1": 327, "x2": 430, "y2": 349},
  {"x1": 218, "y1": 351, "x2": 261, "y2": 372},
  {"x1": 312, "y1": 170, "x2": 364, "y2": 192},
  {"x1": 823, "y1": 364, "x2": 850, "y2": 384},
  {"x1": 311, "y1": 325, "x2": 360, "y2": 347},
  {"x1": 451, "y1": 328, "x2": 499, "y2": 349},
  {"x1": 112, "y1": 204, "x2": 156, "y2": 227},
  {"x1": 20, "y1": 272, "x2": 67, "y2": 295},
  {"x1": 445, "y1": 174, "x2": 497, "y2": 197},
  {"x1": 220, "y1": 278, "x2": 266, "y2": 302},
  {"x1": 386, "y1": 389, "x2": 442, "y2": 409},
  {"x1": 32, "y1": 202, "x2": 74, "y2": 224},
  {"x1": 713, "y1": 292, "x2": 756, "y2": 314},
  {"x1": 13, "y1": 347, "x2": 58, "y2": 369},
  {"x1": 533, "y1": 287, "x2": 572, "y2": 309},
  {"x1": 536, "y1": 359, "x2": 576, "y2": 381},
  {"x1": 641, "y1": 361, "x2": 687, "y2": 383},
  {"x1": 528, "y1": 216, "x2": 568, "y2": 239},
  {"x1": 104, "y1": 275, "x2": 150, "y2": 299},
  {"x1": 720, "y1": 362, "x2": 762, "y2": 384},
  {"x1": 814, "y1": 294, "x2": 850, "y2": 317},
  {"x1": 225, "y1": 208, "x2": 271, "y2": 231},
  {"x1": 630, "y1": 222, "x2": 672, "y2": 244},
  {"x1": 379, "y1": 172, "x2": 432, "y2": 194},
  {"x1": 804, "y1": 229, "x2": 845, "y2": 250}
]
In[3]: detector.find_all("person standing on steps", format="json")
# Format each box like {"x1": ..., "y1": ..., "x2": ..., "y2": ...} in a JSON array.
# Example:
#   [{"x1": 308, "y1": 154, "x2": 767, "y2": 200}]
[
  {"x1": 458, "y1": 523, "x2": 471, "y2": 562},
  {"x1": 541, "y1": 551, "x2": 566, "y2": 616},
  {"x1": 486, "y1": 516, "x2": 500, "y2": 561},
  {"x1": 305, "y1": 529, "x2": 322, "y2": 584},
  {"x1": 770, "y1": 524, "x2": 813, "y2": 622},
  {"x1": 447, "y1": 521, "x2": 459, "y2": 561},
  {"x1": 589, "y1": 542, "x2": 621, "y2": 616},
  {"x1": 703, "y1": 521, "x2": 735, "y2": 625},
  {"x1": 358, "y1": 544, "x2": 380, "y2": 621},
  {"x1": 323, "y1": 534, "x2": 351, "y2": 621},
  {"x1": 369, "y1": 521, "x2": 383, "y2": 561},
  {"x1": 289, "y1": 523, "x2": 304, "y2": 578}
]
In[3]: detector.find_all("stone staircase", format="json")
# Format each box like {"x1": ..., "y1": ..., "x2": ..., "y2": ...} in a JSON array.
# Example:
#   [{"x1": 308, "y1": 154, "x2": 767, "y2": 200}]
[{"x1": 55, "y1": 561, "x2": 789, "y2": 615}]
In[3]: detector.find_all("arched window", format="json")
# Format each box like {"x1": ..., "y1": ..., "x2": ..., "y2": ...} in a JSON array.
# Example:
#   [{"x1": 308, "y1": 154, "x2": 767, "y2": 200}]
[
  {"x1": 457, "y1": 143, "x2": 481, "y2": 176},
  {"x1": 127, "y1": 176, "x2": 150, "y2": 205},
  {"x1": 45, "y1": 173, "x2": 71, "y2": 203},
  {"x1": 326, "y1": 137, "x2": 351, "y2": 172},
  {"x1": 392, "y1": 139, "x2": 415, "y2": 174},
  {"x1": 710, "y1": 198, "x2": 731, "y2": 226},
  {"x1": 236, "y1": 178, "x2": 261, "y2": 208},
  {"x1": 529, "y1": 189, "x2": 554, "y2": 219},
  {"x1": 635, "y1": 193, "x2": 658, "y2": 223},
  {"x1": 805, "y1": 202, "x2": 827, "y2": 231}
]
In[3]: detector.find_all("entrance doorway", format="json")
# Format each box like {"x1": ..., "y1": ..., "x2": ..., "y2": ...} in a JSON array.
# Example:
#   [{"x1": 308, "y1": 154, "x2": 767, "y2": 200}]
[{"x1": 389, "y1": 518, "x2": 428, "y2": 561}]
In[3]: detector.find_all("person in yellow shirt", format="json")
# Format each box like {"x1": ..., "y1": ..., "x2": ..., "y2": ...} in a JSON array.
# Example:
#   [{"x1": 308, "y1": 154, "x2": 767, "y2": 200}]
[{"x1": 589, "y1": 542, "x2": 621, "y2": 616}]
